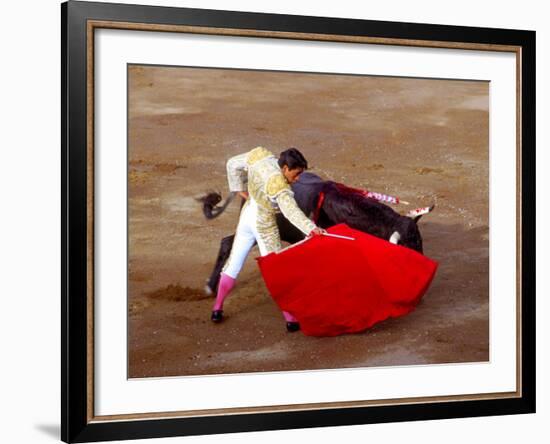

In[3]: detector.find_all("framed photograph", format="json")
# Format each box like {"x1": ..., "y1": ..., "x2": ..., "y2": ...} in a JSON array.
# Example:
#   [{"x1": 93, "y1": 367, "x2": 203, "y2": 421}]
[{"x1": 61, "y1": 1, "x2": 535, "y2": 442}]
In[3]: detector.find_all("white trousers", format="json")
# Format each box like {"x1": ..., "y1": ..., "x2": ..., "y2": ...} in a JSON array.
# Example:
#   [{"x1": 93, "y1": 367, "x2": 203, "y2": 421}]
[{"x1": 222, "y1": 198, "x2": 272, "y2": 279}]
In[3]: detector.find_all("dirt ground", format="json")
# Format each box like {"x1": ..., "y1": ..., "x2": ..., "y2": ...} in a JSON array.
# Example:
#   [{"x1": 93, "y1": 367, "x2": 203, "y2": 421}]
[{"x1": 127, "y1": 65, "x2": 489, "y2": 378}]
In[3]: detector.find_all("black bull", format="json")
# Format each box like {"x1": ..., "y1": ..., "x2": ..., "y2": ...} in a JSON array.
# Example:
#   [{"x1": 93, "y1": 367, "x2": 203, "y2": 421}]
[{"x1": 201, "y1": 172, "x2": 427, "y2": 294}]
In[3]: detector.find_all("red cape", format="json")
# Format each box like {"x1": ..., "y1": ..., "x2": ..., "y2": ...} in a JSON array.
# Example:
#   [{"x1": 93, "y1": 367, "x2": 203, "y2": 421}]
[{"x1": 257, "y1": 224, "x2": 438, "y2": 336}]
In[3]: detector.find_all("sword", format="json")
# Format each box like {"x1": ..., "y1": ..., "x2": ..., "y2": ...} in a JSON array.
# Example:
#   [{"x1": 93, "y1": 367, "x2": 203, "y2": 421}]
[
  {"x1": 321, "y1": 232, "x2": 355, "y2": 241},
  {"x1": 275, "y1": 231, "x2": 355, "y2": 254}
]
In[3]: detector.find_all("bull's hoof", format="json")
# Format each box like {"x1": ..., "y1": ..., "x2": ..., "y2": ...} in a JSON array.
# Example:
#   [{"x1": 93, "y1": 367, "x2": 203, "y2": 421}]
[
  {"x1": 211, "y1": 310, "x2": 224, "y2": 323},
  {"x1": 286, "y1": 322, "x2": 300, "y2": 333},
  {"x1": 204, "y1": 283, "x2": 214, "y2": 296}
]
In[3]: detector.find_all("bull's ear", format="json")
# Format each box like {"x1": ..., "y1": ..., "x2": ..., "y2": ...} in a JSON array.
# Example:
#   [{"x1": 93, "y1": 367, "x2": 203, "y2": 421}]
[{"x1": 413, "y1": 215, "x2": 423, "y2": 224}]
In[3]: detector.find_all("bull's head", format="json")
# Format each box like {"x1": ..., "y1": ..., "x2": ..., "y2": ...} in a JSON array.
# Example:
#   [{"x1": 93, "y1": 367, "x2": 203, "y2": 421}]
[
  {"x1": 389, "y1": 217, "x2": 424, "y2": 254},
  {"x1": 399, "y1": 221, "x2": 424, "y2": 254}
]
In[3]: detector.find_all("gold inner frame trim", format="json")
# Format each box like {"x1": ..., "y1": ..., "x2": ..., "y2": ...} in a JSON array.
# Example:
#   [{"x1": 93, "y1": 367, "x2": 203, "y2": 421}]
[
  {"x1": 91, "y1": 391, "x2": 518, "y2": 423},
  {"x1": 86, "y1": 19, "x2": 523, "y2": 423}
]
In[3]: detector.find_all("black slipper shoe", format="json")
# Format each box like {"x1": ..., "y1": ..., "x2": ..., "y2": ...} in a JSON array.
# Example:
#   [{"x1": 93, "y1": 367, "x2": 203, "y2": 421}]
[
  {"x1": 211, "y1": 310, "x2": 224, "y2": 323},
  {"x1": 286, "y1": 322, "x2": 300, "y2": 332}
]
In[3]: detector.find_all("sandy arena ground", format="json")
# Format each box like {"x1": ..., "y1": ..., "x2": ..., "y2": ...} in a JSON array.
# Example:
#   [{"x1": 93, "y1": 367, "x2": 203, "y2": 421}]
[{"x1": 127, "y1": 65, "x2": 489, "y2": 378}]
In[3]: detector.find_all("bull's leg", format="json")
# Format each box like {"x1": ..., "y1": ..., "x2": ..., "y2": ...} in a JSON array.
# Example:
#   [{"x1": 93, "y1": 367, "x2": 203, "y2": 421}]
[{"x1": 205, "y1": 234, "x2": 235, "y2": 295}]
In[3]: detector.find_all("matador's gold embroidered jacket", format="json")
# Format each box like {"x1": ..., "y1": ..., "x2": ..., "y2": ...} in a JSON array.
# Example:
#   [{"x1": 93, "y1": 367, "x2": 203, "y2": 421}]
[{"x1": 226, "y1": 147, "x2": 317, "y2": 252}]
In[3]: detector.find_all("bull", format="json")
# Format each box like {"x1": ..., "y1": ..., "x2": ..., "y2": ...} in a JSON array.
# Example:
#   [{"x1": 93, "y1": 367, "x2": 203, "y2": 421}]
[{"x1": 200, "y1": 172, "x2": 432, "y2": 295}]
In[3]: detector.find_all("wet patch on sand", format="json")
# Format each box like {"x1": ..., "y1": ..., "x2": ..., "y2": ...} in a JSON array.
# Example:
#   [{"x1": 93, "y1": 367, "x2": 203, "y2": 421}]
[
  {"x1": 152, "y1": 162, "x2": 185, "y2": 174},
  {"x1": 129, "y1": 270, "x2": 151, "y2": 282},
  {"x1": 128, "y1": 170, "x2": 153, "y2": 185},
  {"x1": 365, "y1": 163, "x2": 385, "y2": 170},
  {"x1": 204, "y1": 341, "x2": 292, "y2": 369},
  {"x1": 414, "y1": 167, "x2": 445, "y2": 175},
  {"x1": 146, "y1": 284, "x2": 211, "y2": 302}
]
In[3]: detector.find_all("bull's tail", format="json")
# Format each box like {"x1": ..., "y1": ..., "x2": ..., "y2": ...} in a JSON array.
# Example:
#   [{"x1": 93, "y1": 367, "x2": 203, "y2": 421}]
[{"x1": 197, "y1": 192, "x2": 236, "y2": 219}]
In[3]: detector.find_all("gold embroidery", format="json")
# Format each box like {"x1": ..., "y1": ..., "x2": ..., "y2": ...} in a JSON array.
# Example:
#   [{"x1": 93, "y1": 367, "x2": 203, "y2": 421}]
[
  {"x1": 224, "y1": 147, "x2": 317, "y2": 255},
  {"x1": 256, "y1": 207, "x2": 282, "y2": 253},
  {"x1": 266, "y1": 174, "x2": 290, "y2": 198},
  {"x1": 247, "y1": 156, "x2": 282, "y2": 211},
  {"x1": 246, "y1": 146, "x2": 272, "y2": 166},
  {"x1": 276, "y1": 191, "x2": 317, "y2": 235}
]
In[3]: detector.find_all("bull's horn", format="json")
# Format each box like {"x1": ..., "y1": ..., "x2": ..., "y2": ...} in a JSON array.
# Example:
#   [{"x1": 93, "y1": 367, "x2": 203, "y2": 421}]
[{"x1": 389, "y1": 231, "x2": 401, "y2": 244}]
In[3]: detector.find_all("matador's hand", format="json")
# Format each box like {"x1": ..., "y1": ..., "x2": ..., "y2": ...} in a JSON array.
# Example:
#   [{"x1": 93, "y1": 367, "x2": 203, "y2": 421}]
[
  {"x1": 238, "y1": 191, "x2": 249, "y2": 200},
  {"x1": 309, "y1": 227, "x2": 327, "y2": 237}
]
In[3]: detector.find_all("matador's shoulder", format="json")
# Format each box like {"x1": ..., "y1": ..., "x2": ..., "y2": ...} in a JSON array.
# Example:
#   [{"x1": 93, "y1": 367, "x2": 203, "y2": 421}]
[
  {"x1": 246, "y1": 146, "x2": 273, "y2": 165},
  {"x1": 266, "y1": 173, "x2": 290, "y2": 198}
]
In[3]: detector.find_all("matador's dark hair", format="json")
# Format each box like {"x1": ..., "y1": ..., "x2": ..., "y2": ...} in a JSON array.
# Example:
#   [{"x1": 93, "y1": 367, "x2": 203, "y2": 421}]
[{"x1": 278, "y1": 147, "x2": 308, "y2": 170}]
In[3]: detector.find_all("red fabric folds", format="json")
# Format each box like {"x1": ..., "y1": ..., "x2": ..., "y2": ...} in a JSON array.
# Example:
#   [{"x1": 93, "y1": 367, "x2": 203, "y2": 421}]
[{"x1": 256, "y1": 224, "x2": 438, "y2": 337}]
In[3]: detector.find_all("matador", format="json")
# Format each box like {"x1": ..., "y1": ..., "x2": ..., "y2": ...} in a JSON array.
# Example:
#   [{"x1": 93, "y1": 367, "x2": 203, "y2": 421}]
[{"x1": 211, "y1": 146, "x2": 324, "y2": 332}]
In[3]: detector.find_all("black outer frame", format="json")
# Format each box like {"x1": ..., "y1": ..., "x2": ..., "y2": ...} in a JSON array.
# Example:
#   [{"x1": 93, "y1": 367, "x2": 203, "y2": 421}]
[{"x1": 61, "y1": 0, "x2": 536, "y2": 442}]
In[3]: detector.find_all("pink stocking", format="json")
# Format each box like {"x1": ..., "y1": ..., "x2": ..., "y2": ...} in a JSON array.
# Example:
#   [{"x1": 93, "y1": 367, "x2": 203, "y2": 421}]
[
  {"x1": 213, "y1": 273, "x2": 236, "y2": 311},
  {"x1": 282, "y1": 311, "x2": 298, "y2": 323}
]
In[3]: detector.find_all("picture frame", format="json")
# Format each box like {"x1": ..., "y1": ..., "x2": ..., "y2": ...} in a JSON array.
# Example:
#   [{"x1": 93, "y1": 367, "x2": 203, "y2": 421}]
[{"x1": 61, "y1": 0, "x2": 536, "y2": 442}]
